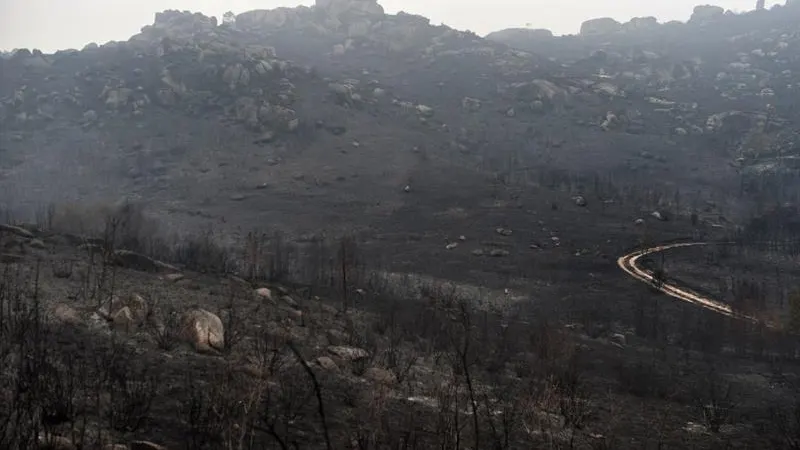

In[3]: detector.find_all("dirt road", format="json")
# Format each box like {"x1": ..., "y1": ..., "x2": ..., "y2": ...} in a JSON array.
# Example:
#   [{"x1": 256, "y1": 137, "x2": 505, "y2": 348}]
[{"x1": 617, "y1": 242, "x2": 755, "y2": 321}]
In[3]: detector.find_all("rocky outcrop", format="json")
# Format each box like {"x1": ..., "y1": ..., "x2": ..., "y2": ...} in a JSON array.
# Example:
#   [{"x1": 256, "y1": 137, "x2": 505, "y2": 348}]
[
  {"x1": 689, "y1": 5, "x2": 725, "y2": 23},
  {"x1": 580, "y1": 17, "x2": 622, "y2": 36}
]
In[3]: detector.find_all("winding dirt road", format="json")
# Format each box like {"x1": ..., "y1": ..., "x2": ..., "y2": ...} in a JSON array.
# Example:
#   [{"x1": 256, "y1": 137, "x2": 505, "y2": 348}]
[{"x1": 617, "y1": 242, "x2": 756, "y2": 321}]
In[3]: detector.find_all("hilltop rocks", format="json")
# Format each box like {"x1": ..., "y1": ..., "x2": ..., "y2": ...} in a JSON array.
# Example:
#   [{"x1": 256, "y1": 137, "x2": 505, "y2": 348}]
[
  {"x1": 315, "y1": 0, "x2": 385, "y2": 18},
  {"x1": 485, "y1": 28, "x2": 553, "y2": 46},
  {"x1": 236, "y1": 7, "x2": 308, "y2": 30},
  {"x1": 622, "y1": 16, "x2": 659, "y2": 32},
  {"x1": 690, "y1": 5, "x2": 725, "y2": 23},
  {"x1": 580, "y1": 18, "x2": 622, "y2": 36}
]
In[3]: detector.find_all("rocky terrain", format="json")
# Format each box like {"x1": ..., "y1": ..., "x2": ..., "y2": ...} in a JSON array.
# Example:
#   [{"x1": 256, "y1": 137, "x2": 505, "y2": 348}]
[{"x1": 2, "y1": 0, "x2": 800, "y2": 448}]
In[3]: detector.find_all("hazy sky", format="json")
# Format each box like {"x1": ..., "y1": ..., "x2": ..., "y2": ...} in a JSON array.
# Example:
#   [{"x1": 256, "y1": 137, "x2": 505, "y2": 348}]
[{"x1": 0, "y1": 0, "x2": 780, "y2": 52}]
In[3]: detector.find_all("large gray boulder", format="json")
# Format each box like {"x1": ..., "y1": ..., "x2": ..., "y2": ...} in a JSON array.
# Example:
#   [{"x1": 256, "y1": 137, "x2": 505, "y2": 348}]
[{"x1": 580, "y1": 17, "x2": 622, "y2": 36}]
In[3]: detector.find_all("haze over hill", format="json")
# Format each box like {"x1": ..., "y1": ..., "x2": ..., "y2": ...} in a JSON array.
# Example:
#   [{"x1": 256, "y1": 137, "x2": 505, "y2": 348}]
[
  {"x1": 0, "y1": 0, "x2": 785, "y2": 51},
  {"x1": 2, "y1": 1, "x2": 800, "y2": 449}
]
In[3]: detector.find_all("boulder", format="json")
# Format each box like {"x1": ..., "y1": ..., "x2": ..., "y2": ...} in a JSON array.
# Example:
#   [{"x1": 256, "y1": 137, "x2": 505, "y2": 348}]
[
  {"x1": 222, "y1": 64, "x2": 251, "y2": 90},
  {"x1": 255, "y1": 287, "x2": 274, "y2": 301},
  {"x1": 327, "y1": 345, "x2": 369, "y2": 361},
  {"x1": 580, "y1": 17, "x2": 622, "y2": 36},
  {"x1": 180, "y1": 309, "x2": 225, "y2": 352},
  {"x1": 0, "y1": 223, "x2": 34, "y2": 239},
  {"x1": 461, "y1": 97, "x2": 481, "y2": 112},
  {"x1": 49, "y1": 304, "x2": 82, "y2": 326},
  {"x1": 98, "y1": 293, "x2": 150, "y2": 330}
]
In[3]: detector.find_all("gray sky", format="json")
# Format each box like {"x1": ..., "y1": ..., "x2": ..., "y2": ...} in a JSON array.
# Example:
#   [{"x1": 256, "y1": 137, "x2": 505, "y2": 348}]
[{"x1": 0, "y1": 0, "x2": 779, "y2": 52}]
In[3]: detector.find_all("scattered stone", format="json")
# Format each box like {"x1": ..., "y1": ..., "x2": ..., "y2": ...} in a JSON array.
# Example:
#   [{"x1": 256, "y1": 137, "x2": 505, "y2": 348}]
[
  {"x1": 634, "y1": 218, "x2": 645, "y2": 226},
  {"x1": 364, "y1": 367, "x2": 396, "y2": 385},
  {"x1": 651, "y1": 211, "x2": 667, "y2": 221},
  {"x1": 489, "y1": 249, "x2": 510, "y2": 257},
  {"x1": 573, "y1": 195, "x2": 587, "y2": 207},
  {"x1": 495, "y1": 227, "x2": 513, "y2": 236},
  {"x1": 445, "y1": 242, "x2": 459, "y2": 250},
  {"x1": 458, "y1": 235, "x2": 467, "y2": 242},
  {"x1": 322, "y1": 327, "x2": 345, "y2": 344},
  {"x1": 471, "y1": 249, "x2": 485, "y2": 256},
  {"x1": 316, "y1": 356, "x2": 339, "y2": 371}
]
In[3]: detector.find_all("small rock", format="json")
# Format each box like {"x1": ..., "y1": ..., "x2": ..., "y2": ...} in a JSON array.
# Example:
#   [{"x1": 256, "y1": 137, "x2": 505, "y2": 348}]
[
  {"x1": 326, "y1": 329, "x2": 347, "y2": 345},
  {"x1": 445, "y1": 242, "x2": 459, "y2": 250},
  {"x1": 458, "y1": 235, "x2": 467, "y2": 242},
  {"x1": 495, "y1": 227, "x2": 513, "y2": 236},
  {"x1": 130, "y1": 442, "x2": 167, "y2": 450},
  {"x1": 364, "y1": 367, "x2": 396, "y2": 385},
  {"x1": 471, "y1": 249, "x2": 485, "y2": 257},
  {"x1": 280, "y1": 295, "x2": 298, "y2": 309},
  {"x1": 255, "y1": 287, "x2": 274, "y2": 301},
  {"x1": 282, "y1": 308, "x2": 303, "y2": 323},
  {"x1": 609, "y1": 333, "x2": 627, "y2": 347},
  {"x1": 49, "y1": 304, "x2": 82, "y2": 326},
  {"x1": 112, "y1": 307, "x2": 136, "y2": 332},
  {"x1": 253, "y1": 131, "x2": 275, "y2": 144},
  {"x1": 651, "y1": 211, "x2": 666, "y2": 221},
  {"x1": 634, "y1": 218, "x2": 645, "y2": 226},
  {"x1": 573, "y1": 196, "x2": 587, "y2": 207},
  {"x1": 164, "y1": 273, "x2": 184, "y2": 282},
  {"x1": 38, "y1": 434, "x2": 76, "y2": 450},
  {"x1": 489, "y1": 249, "x2": 510, "y2": 257},
  {"x1": 229, "y1": 193, "x2": 247, "y2": 201},
  {"x1": 28, "y1": 239, "x2": 46, "y2": 249},
  {"x1": 403, "y1": 185, "x2": 411, "y2": 193},
  {"x1": 316, "y1": 356, "x2": 339, "y2": 371}
]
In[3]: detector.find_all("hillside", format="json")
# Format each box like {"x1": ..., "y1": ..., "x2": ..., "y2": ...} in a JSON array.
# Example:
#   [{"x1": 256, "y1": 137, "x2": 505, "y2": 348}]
[{"x1": 2, "y1": 1, "x2": 800, "y2": 448}]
